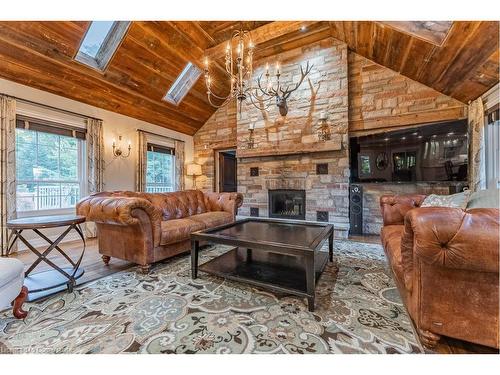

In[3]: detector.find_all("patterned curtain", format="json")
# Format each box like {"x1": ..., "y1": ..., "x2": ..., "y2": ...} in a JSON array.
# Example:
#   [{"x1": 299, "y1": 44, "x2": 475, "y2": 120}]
[
  {"x1": 85, "y1": 118, "x2": 105, "y2": 238},
  {"x1": 136, "y1": 130, "x2": 147, "y2": 192},
  {"x1": 468, "y1": 98, "x2": 486, "y2": 192},
  {"x1": 0, "y1": 95, "x2": 16, "y2": 255},
  {"x1": 175, "y1": 140, "x2": 185, "y2": 191}
]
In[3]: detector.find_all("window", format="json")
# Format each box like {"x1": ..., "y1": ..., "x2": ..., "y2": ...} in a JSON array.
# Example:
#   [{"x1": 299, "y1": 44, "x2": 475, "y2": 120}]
[
  {"x1": 75, "y1": 21, "x2": 130, "y2": 71},
  {"x1": 146, "y1": 144, "x2": 175, "y2": 193},
  {"x1": 485, "y1": 105, "x2": 499, "y2": 189},
  {"x1": 163, "y1": 62, "x2": 202, "y2": 105},
  {"x1": 15, "y1": 116, "x2": 85, "y2": 213}
]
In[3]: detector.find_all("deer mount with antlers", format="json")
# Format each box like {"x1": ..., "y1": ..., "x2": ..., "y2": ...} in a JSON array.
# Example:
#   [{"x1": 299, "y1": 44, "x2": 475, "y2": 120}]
[{"x1": 254, "y1": 61, "x2": 314, "y2": 116}]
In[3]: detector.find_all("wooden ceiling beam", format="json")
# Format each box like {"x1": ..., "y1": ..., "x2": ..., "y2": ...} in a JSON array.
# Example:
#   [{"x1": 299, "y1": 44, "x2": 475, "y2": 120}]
[
  {"x1": 0, "y1": 23, "x2": 208, "y2": 125},
  {"x1": 205, "y1": 21, "x2": 320, "y2": 60},
  {"x1": 0, "y1": 29, "x2": 202, "y2": 132}
]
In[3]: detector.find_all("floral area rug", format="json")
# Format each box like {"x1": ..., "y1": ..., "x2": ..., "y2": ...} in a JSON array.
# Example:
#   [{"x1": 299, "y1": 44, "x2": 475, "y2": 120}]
[{"x1": 0, "y1": 240, "x2": 423, "y2": 354}]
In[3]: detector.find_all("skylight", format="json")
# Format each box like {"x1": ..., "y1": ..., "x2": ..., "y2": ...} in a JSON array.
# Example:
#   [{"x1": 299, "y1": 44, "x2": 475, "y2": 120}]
[
  {"x1": 75, "y1": 21, "x2": 130, "y2": 71},
  {"x1": 79, "y1": 21, "x2": 114, "y2": 58},
  {"x1": 163, "y1": 63, "x2": 202, "y2": 106}
]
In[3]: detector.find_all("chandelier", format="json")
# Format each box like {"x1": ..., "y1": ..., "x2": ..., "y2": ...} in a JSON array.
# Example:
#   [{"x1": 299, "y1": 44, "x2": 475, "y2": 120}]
[{"x1": 203, "y1": 29, "x2": 313, "y2": 117}]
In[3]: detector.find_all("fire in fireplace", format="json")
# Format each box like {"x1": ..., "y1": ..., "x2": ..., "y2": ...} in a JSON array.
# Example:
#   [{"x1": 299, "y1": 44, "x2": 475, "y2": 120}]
[{"x1": 268, "y1": 189, "x2": 306, "y2": 220}]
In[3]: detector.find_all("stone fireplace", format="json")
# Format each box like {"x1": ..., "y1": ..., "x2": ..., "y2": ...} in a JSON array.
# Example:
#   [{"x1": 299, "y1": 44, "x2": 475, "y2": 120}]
[{"x1": 268, "y1": 189, "x2": 306, "y2": 220}]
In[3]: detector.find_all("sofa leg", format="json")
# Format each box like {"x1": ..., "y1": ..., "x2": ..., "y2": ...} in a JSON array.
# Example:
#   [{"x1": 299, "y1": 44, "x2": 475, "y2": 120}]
[
  {"x1": 102, "y1": 255, "x2": 111, "y2": 265},
  {"x1": 139, "y1": 265, "x2": 151, "y2": 274},
  {"x1": 418, "y1": 328, "x2": 441, "y2": 349},
  {"x1": 12, "y1": 286, "x2": 28, "y2": 319}
]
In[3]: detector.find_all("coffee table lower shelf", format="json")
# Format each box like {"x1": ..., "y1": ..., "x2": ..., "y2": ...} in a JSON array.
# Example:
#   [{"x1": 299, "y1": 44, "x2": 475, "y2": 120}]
[{"x1": 198, "y1": 247, "x2": 328, "y2": 308}]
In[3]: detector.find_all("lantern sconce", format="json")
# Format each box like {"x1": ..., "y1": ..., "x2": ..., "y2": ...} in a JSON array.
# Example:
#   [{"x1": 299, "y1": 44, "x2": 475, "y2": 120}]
[
  {"x1": 112, "y1": 135, "x2": 132, "y2": 158},
  {"x1": 317, "y1": 111, "x2": 331, "y2": 141},
  {"x1": 247, "y1": 123, "x2": 255, "y2": 149}
]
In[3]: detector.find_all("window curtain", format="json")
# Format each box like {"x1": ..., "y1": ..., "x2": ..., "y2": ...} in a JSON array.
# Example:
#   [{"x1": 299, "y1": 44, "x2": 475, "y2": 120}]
[
  {"x1": 85, "y1": 118, "x2": 105, "y2": 238},
  {"x1": 136, "y1": 130, "x2": 147, "y2": 192},
  {"x1": 174, "y1": 140, "x2": 185, "y2": 191},
  {"x1": 468, "y1": 98, "x2": 486, "y2": 192},
  {"x1": 0, "y1": 95, "x2": 16, "y2": 255}
]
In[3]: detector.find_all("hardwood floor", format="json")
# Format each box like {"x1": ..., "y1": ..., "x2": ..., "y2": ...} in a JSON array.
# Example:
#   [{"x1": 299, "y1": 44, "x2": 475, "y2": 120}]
[
  {"x1": 10, "y1": 238, "x2": 133, "y2": 291},
  {"x1": 6, "y1": 235, "x2": 498, "y2": 354}
]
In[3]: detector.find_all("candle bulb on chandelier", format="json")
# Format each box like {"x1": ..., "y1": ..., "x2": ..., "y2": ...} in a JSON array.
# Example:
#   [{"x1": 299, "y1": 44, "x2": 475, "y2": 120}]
[
  {"x1": 204, "y1": 57, "x2": 209, "y2": 68},
  {"x1": 276, "y1": 62, "x2": 280, "y2": 75}
]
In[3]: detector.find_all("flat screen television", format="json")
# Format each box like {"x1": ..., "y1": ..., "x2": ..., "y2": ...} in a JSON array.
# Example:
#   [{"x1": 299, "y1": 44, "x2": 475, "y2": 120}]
[{"x1": 349, "y1": 120, "x2": 468, "y2": 183}]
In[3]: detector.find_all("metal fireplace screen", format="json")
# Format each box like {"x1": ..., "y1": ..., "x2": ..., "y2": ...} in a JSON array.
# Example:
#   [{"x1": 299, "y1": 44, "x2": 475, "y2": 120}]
[{"x1": 268, "y1": 189, "x2": 306, "y2": 220}]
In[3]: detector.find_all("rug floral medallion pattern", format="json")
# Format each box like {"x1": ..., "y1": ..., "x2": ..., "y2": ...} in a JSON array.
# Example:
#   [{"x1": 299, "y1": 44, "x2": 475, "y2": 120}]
[{"x1": 0, "y1": 240, "x2": 423, "y2": 354}]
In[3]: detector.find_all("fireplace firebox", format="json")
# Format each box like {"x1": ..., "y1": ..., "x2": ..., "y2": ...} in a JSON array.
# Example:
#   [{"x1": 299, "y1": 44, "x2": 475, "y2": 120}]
[{"x1": 268, "y1": 189, "x2": 306, "y2": 220}]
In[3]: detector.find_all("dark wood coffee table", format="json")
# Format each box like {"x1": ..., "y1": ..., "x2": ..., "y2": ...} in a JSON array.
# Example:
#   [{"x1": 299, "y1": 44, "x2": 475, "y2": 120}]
[{"x1": 191, "y1": 218, "x2": 334, "y2": 311}]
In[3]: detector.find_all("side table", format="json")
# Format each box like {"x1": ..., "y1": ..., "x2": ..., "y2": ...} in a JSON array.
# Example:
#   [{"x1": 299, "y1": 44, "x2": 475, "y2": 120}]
[{"x1": 4, "y1": 215, "x2": 86, "y2": 301}]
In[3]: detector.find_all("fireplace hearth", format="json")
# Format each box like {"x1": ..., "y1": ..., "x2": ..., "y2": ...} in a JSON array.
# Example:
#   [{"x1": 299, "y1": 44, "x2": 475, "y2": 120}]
[{"x1": 268, "y1": 189, "x2": 306, "y2": 220}]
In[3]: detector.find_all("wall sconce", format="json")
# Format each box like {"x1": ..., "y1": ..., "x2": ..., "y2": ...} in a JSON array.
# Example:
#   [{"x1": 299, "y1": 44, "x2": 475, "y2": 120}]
[
  {"x1": 247, "y1": 123, "x2": 255, "y2": 149},
  {"x1": 112, "y1": 135, "x2": 131, "y2": 158},
  {"x1": 187, "y1": 163, "x2": 202, "y2": 189},
  {"x1": 317, "y1": 111, "x2": 331, "y2": 141}
]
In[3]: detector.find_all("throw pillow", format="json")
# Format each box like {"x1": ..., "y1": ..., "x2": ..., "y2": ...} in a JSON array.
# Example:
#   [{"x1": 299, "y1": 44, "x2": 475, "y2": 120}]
[{"x1": 420, "y1": 190, "x2": 471, "y2": 209}]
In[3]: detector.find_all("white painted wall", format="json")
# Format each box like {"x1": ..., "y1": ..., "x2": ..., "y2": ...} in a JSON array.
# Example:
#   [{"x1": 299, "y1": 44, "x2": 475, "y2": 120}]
[{"x1": 1, "y1": 77, "x2": 195, "y2": 250}]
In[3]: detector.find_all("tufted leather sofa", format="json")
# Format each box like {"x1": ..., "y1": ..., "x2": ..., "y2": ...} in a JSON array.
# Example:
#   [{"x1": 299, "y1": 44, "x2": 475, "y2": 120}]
[
  {"x1": 76, "y1": 190, "x2": 243, "y2": 273},
  {"x1": 380, "y1": 194, "x2": 499, "y2": 349}
]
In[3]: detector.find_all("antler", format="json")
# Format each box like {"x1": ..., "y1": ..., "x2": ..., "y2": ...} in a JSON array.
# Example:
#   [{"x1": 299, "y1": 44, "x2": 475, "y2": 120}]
[
  {"x1": 280, "y1": 62, "x2": 314, "y2": 99},
  {"x1": 256, "y1": 74, "x2": 279, "y2": 97}
]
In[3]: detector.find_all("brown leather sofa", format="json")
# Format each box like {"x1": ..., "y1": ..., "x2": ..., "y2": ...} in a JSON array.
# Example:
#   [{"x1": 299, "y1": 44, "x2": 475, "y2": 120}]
[
  {"x1": 380, "y1": 194, "x2": 499, "y2": 349},
  {"x1": 76, "y1": 190, "x2": 243, "y2": 273}
]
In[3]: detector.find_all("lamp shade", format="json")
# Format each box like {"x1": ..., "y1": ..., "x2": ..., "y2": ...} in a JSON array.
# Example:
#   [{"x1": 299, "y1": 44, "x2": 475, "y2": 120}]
[{"x1": 187, "y1": 163, "x2": 202, "y2": 176}]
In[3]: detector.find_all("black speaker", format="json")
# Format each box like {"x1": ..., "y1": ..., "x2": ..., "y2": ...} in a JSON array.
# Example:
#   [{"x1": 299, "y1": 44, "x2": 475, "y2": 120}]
[{"x1": 349, "y1": 184, "x2": 363, "y2": 235}]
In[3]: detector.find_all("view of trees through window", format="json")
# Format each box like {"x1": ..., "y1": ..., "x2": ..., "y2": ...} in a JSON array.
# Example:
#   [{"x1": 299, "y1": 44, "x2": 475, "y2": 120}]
[
  {"x1": 146, "y1": 149, "x2": 174, "y2": 193},
  {"x1": 16, "y1": 128, "x2": 82, "y2": 212}
]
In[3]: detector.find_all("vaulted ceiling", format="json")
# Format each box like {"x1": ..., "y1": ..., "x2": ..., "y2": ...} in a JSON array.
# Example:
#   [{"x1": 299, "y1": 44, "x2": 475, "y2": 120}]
[{"x1": 0, "y1": 21, "x2": 497, "y2": 135}]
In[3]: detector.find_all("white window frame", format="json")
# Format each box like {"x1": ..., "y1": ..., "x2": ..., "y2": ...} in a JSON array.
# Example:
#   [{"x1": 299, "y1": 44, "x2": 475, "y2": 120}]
[
  {"x1": 145, "y1": 149, "x2": 175, "y2": 193},
  {"x1": 144, "y1": 133, "x2": 177, "y2": 193},
  {"x1": 485, "y1": 109, "x2": 499, "y2": 190},
  {"x1": 16, "y1": 129, "x2": 87, "y2": 218}
]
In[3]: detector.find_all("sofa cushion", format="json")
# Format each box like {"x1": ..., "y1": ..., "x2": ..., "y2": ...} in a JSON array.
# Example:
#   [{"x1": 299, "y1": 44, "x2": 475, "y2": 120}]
[
  {"x1": 160, "y1": 218, "x2": 206, "y2": 246},
  {"x1": 466, "y1": 188, "x2": 499, "y2": 209},
  {"x1": 381, "y1": 225, "x2": 405, "y2": 285},
  {"x1": 190, "y1": 211, "x2": 233, "y2": 228},
  {"x1": 420, "y1": 190, "x2": 471, "y2": 209}
]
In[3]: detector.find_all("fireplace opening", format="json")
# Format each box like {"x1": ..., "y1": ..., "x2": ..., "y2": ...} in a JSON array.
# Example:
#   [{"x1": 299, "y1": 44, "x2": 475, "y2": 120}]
[{"x1": 268, "y1": 189, "x2": 306, "y2": 220}]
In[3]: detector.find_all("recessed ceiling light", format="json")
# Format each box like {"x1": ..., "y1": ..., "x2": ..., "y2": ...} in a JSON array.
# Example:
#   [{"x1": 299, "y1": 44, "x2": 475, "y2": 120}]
[
  {"x1": 301, "y1": 25, "x2": 307, "y2": 31},
  {"x1": 432, "y1": 135, "x2": 437, "y2": 138},
  {"x1": 384, "y1": 138, "x2": 390, "y2": 141},
  {"x1": 401, "y1": 136, "x2": 406, "y2": 140},
  {"x1": 418, "y1": 135, "x2": 423, "y2": 139},
  {"x1": 412, "y1": 132, "x2": 418, "y2": 136}
]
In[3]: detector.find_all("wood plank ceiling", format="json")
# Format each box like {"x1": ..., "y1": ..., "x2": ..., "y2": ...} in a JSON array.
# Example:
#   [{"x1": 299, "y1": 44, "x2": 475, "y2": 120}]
[
  {"x1": 329, "y1": 21, "x2": 499, "y2": 103},
  {"x1": 0, "y1": 21, "x2": 497, "y2": 135}
]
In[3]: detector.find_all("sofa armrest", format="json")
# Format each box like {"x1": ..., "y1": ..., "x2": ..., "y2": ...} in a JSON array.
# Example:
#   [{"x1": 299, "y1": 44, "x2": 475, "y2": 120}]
[
  {"x1": 404, "y1": 207, "x2": 499, "y2": 274},
  {"x1": 380, "y1": 194, "x2": 427, "y2": 226},
  {"x1": 76, "y1": 195, "x2": 162, "y2": 246},
  {"x1": 204, "y1": 192, "x2": 243, "y2": 217}
]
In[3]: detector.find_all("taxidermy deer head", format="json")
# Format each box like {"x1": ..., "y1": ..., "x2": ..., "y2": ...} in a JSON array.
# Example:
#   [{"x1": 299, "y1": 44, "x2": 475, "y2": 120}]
[{"x1": 256, "y1": 61, "x2": 314, "y2": 116}]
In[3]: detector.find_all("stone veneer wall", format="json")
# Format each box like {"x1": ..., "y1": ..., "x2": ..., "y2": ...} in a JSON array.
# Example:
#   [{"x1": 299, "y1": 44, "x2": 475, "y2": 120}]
[
  {"x1": 192, "y1": 37, "x2": 468, "y2": 239},
  {"x1": 348, "y1": 52, "x2": 467, "y2": 134},
  {"x1": 236, "y1": 38, "x2": 350, "y2": 237},
  {"x1": 193, "y1": 102, "x2": 236, "y2": 191}
]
